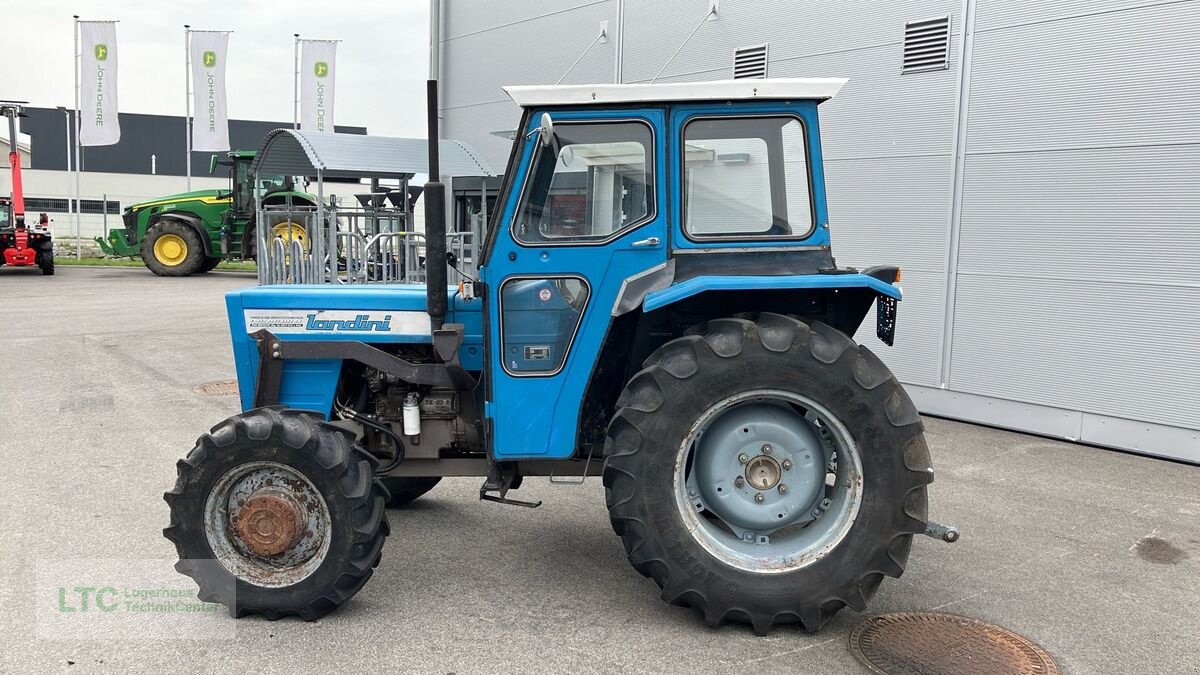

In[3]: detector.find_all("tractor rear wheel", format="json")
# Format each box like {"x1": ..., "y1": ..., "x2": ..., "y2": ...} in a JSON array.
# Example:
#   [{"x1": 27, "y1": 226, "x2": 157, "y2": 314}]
[
  {"x1": 379, "y1": 476, "x2": 442, "y2": 508},
  {"x1": 602, "y1": 313, "x2": 932, "y2": 634},
  {"x1": 142, "y1": 220, "x2": 206, "y2": 276},
  {"x1": 163, "y1": 407, "x2": 390, "y2": 620}
]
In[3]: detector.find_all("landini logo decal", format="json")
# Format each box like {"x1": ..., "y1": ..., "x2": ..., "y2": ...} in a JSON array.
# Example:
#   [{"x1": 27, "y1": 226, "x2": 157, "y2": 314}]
[{"x1": 304, "y1": 313, "x2": 392, "y2": 332}]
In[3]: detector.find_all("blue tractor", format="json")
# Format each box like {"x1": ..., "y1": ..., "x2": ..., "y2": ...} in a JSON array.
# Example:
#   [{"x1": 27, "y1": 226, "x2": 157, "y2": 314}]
[{"x1": 164, "y1": 78, "x2": 947, "y2": 634}]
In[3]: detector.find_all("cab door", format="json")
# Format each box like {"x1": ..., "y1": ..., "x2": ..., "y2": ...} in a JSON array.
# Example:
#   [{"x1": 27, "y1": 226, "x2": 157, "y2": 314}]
[{"x1": 482, "y1": 109, "x2": 667, "y2": 460}]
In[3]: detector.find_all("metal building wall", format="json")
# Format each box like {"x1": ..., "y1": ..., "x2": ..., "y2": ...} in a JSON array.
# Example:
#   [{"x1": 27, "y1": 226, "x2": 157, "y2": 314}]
[{"x1": 437, "y1": 0, "x2": 1200, "y2": 463}]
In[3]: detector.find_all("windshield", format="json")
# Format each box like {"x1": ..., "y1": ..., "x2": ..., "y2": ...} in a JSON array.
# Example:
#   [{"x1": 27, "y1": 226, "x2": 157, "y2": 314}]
[
  {"x1": 257, "y1": 174, "x2": 290, "y2": 192},
  {"x1": 513, "y1": 121, "x2": 653, "y2": 245},
  {"x1": 0, "y1": 203, "x2": 10, "y2": 229}
]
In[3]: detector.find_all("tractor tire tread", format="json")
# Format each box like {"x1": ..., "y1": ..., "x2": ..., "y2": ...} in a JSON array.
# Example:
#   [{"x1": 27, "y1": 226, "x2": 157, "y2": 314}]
[
  {"x1": 162, "y1": 407, "x2": 389, "y2": 621},
  {"x1": 603, "y1": 312, "x2": 932, "y2": 634},
  {"x1": 141, "y1": 219, "x2": 206, "y2": 276}
]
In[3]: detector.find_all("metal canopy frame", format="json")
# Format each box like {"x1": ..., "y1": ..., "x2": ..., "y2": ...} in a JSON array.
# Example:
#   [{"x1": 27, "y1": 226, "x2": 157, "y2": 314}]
[
  {"x1": 250, "y1": 129, "x2": 495, "y2": 287},
  {"x1": 250, "y1": 129, "x2": 494, "y2": 181}
]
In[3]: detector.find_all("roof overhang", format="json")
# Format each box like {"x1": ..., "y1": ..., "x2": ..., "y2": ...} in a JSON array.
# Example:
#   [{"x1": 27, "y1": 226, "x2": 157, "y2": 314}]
[
  {"x1": 250, "y1": 129, "x2": 495, "y2": 180},
  {"x1": 504, "y1": 78, "x2": 847, "y2": 108}
]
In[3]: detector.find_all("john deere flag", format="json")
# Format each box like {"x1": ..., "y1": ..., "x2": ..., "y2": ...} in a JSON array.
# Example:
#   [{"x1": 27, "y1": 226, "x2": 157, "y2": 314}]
[
  {"x1": 78, "y1": 21, "x2": 120, "y2": 146},
  {"x1": 300, "y1": 40, "x2": 337, "y2": 132},
  {"x1": 190, "y1": 31, "x2": 231, "y2": 152}
]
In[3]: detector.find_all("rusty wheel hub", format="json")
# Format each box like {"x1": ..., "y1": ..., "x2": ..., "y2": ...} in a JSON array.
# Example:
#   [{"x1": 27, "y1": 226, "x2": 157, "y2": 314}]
[
  {"x1": 235, "y1": 489, "x2": 304, "y2": 556},
  {"x1": 204, "y1": 461, "x2": 331, "y2": 588}
]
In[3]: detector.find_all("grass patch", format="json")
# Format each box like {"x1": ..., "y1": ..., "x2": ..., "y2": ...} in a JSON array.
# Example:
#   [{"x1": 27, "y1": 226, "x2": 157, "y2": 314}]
[{"x1": 53, "y1": 257, "x2": 257, "y2": 271}]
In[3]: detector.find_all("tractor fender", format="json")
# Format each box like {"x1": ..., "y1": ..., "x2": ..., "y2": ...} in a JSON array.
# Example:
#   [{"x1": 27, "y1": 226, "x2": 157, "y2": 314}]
[
  {"x1": 641, "y1": 269, "x2": 902, "y2": 313},
  {"x1": 148, "y1": 211, "x2": 213, "y2": 256}
]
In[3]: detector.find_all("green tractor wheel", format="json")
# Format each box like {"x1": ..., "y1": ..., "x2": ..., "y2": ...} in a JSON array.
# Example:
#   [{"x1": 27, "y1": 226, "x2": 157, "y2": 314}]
[{"x1": 142, "y1": 220, "x2": 206, "y2": 276}]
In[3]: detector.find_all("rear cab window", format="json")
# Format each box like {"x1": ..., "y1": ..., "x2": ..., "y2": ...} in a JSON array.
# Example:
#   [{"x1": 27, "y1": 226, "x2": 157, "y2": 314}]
[{"x1": 682, "y1": 116, "x2": 814, "y2": 241}]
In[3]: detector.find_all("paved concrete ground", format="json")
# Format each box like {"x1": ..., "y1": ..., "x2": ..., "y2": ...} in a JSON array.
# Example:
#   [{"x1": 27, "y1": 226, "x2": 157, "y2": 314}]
[{"x1": 1, "y1": 266, "x2": 1197, "y2": 674}]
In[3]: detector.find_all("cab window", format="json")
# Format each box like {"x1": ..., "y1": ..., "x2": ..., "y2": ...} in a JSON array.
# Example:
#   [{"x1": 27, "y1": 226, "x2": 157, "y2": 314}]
[
  {"x1": 683, "y1": 116, "x2": 813, "y2": 240},
  {"x1": 514, "y1": 121, "x2": 653, "y2": 245}
]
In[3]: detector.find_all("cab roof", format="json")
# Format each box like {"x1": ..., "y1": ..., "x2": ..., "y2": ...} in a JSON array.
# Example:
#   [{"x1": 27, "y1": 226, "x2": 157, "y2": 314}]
[{"x1": 504, "y1": 77, "x2": 847, "y2": 108}]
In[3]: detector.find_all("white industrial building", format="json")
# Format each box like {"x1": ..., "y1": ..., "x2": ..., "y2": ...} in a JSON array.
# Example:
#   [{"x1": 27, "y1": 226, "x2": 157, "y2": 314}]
[{"x1": 433, "y1": 0, "x2": 1199, "y2": 462}]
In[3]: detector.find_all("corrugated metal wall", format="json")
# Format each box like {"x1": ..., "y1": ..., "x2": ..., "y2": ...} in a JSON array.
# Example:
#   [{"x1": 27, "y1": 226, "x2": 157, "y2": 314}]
[{"x1": 438, "y1": 0, "x2": 1200, "y2": 463}]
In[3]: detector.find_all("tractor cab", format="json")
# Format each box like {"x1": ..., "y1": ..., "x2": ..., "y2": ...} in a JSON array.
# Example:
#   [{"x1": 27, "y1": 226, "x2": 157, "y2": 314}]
[
  {"x1": 212, "y1": 150, "x2": 297, "y2": 220},
  {"x1": 170, "y1": 79, "x2": 948, "y2": 634}
]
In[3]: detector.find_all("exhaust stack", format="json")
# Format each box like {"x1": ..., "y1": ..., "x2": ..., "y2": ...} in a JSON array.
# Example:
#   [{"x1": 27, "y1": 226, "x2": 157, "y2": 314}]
[{"x1": 424, "y1": 79, "x2": 447, "y2": 332}]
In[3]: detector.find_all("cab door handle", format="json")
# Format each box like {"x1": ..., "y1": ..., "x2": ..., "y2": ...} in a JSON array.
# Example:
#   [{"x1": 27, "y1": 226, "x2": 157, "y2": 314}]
[{"x1": 630, "y1": 236, "x2": 661, "y2": 248}]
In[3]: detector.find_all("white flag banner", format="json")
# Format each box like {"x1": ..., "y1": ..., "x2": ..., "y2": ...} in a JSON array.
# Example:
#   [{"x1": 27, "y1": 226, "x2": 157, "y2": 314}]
[
  {"x1": 190, "y1": 31, "x2": 231, "y2": 152},
  {"x1": 78, "y1": 21, "x2": 120, "y2": 146},
  {"x1": 300, "y1": 41, "x2": 337, "y2": 133}
]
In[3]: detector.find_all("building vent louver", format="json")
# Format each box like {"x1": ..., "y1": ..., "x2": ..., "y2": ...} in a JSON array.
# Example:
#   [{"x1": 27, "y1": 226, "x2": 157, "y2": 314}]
[
  {"x1": 902, "y1": 16, "x2": 951, "y2": 73},
  {"x1": 733, "y1": 43, "x2": 768, "y2": 79}
]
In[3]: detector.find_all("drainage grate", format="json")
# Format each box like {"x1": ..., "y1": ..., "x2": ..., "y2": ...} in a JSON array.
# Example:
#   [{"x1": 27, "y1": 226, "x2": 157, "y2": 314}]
[
  {"x1": 849, "y1": 612, "x2": 1059, "y2": 675},
  {"x1": 193, "y1": 380, "x2": 240, "y2": 396}
]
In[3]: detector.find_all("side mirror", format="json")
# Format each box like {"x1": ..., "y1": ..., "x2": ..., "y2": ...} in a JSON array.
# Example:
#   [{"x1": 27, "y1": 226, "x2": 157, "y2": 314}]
[
  {"x1": 537, "y1": 112, "x2": 554, "y2": 147},
  {"x1": 208, "y1": 154, "x2": 218, "y2": 175}
]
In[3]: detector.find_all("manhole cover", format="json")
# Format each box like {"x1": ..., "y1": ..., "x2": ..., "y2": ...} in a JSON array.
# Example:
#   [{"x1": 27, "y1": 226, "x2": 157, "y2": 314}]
[
  {"x1": 193, "y1": 380, "x2": 239, "y2": 396},
  {"x1": 849, "y1": 612, "x2": 1058, "y2": 675}
]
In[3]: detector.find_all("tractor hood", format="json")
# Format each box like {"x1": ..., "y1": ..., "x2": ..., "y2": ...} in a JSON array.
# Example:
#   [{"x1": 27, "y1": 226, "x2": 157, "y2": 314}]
[
  {"x1": 225, "y1": 284, "x2": 484, "y2": 413},
  {"x1": 127, "y1": 189, "x2": 229, "y2": 212}
]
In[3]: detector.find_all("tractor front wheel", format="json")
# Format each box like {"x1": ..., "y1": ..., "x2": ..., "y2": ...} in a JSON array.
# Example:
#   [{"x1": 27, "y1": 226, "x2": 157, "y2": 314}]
[
  {"x1": 163, "y1": 407, "x2": 390, "y2": 620},
  {"x1": 603, "y1": 313, "x2": 932, "y2": 634},
  {"x1": 142, "y1": 220, "x2": 206, "y2": 276}
]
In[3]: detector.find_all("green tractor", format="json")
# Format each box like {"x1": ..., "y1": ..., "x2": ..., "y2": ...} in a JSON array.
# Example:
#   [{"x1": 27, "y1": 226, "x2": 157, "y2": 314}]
[{"x1": 97, "y1": 150, "x2": 316, "y2": 276}]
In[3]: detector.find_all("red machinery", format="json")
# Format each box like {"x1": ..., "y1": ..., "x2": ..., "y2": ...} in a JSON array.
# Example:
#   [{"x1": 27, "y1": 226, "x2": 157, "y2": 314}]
[{"x1": 1, "y1": 101, "x2": 53, "y2": 274}]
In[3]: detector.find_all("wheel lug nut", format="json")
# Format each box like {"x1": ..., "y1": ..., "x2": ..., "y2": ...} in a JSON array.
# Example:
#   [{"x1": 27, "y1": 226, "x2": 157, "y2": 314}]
[
  {"x1": 762, "y1": 444, "x2": 773, "y2": 454},
  {"x1": 734, "y1": 476, "x2": 745, "y2": 488},
  {"x1": 778, "y1": 484, "x2": 788, "y2": 494},
  {"x1": 754, "y1": 493, "x2": 765, "y2": 504},
  {"x1": 738, "y1": 453, "x2": 749, "y2": 464},
  {"x1": 782, "y1": 459, "x2": 792, "y2": 470}
]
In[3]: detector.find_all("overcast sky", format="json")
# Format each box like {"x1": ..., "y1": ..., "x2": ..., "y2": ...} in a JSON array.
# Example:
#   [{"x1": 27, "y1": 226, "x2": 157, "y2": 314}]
[{"x1": 3, "y1": 0, "x2": 431, "y2": 137}]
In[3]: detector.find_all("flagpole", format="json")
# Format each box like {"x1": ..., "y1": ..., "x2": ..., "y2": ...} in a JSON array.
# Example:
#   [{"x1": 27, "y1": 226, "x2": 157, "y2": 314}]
[
  {"x1": 293, "y1": 34, "x2": 300, "y2": 130},
  {"x1": 73, "y1": 15, "x2": 82, "y2": 260},
  {"x1": 184, "y1": 24, "x2": 191, "y2": 191}
]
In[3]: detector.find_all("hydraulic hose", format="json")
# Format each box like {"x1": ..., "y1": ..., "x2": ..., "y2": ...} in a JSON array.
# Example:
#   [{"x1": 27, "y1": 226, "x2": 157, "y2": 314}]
[{"x1": 334, "y1": 400, "x2": 406, "y2": 474}]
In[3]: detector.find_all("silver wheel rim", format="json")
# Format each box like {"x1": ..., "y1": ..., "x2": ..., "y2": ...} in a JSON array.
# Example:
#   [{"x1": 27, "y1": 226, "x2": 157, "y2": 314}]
[
  {"x1": 674, "y1": 389, "x2": 864, "y2": 574},
  {"x1": 203, "y1": 461, "x2": 332, "y2": 588}
]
